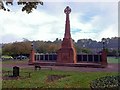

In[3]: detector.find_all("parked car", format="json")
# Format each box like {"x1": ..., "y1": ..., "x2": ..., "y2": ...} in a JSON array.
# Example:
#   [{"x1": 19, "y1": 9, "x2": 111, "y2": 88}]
[
  {"x1": 1, "y1": 55, "x2": 13, "y2": 60},
  {"x1": 15, "y1": 55, "x2": 28, "y2": 60}
]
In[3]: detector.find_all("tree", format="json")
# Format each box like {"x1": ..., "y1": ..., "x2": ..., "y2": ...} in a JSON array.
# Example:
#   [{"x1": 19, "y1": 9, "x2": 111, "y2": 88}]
[
  {"x1": 2, "y1": 43, "x2": 13, "y2": 55},
  {"x1": 0, "y1": 0, "x2": 43, "y2": 13},
  {"x1": 2, "y1": 41, "x2": 31, "y2": 57},
  {"x1": 34, "y1": 41, "x2": 60, "y2": 53},
  {"x1": 81, "y1": 48, "x2": 92, "y2": 54},
  {"x1": 74, "y1": 44, "x2": 81, "y2": 53}
]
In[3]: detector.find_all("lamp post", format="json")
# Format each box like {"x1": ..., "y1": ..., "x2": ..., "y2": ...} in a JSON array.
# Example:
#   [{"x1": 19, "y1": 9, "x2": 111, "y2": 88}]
[
  {"x1": 31, "y1": 41, "x2": 34, "y2": 50},
  {"x1": 82, "y1": 40, "x2": 85, "y2": 54},
  {"x1": 102, "y1": 38, "x2": 106, "y2": 50},
  {"x1": 101, "y1": 38, "x2": 107, "y2": 67}
]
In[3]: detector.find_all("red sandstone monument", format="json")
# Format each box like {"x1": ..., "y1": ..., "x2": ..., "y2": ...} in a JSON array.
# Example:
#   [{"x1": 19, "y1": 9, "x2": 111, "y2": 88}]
[
  {"x1": 28, "y1": 6, "x2": 107, "y2": 68},
  {"x1": 57, "y1": 6, "x2": 77, "y2": 64}
]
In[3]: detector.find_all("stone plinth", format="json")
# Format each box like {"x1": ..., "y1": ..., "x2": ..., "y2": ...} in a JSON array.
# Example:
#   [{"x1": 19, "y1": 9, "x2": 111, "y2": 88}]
[
  {"x1": 101, "y1": 50, "x2": 108, "y2": 67},
  {"x1": 57, "y1": 47, "x2": 76, "y2": 63}
]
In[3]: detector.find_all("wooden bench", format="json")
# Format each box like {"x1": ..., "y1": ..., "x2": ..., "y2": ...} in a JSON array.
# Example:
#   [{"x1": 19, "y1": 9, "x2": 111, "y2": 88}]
[
  {"x1": 34, "y1": 65, "x2": 52, "y2": 71},
  {"x1": 34, "y1": 65, "x2": 41, "y2": 70}
]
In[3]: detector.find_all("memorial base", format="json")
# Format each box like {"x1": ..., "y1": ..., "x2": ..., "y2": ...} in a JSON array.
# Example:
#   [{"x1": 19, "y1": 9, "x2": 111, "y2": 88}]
[
  {"x1": 33, "y1": 61, "x2": 103, "y2": 68},
  {"x1": 57, "y1": 47, "x2": 76, "y2": 64}
]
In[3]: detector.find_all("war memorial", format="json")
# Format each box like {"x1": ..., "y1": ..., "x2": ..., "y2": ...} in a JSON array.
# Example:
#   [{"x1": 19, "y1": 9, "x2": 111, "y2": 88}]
[{"x1": 29, "y1": 6, "x2": 108, "y2": 68}]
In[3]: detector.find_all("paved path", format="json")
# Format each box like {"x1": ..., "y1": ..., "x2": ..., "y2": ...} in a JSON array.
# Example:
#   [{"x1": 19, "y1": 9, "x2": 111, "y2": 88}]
[
  {"x1": 52, "y1": 63, "x2": 119, "y2": 72},
  {"x1": 2, "y1": 62, "x2": 119, "y2": 72}
]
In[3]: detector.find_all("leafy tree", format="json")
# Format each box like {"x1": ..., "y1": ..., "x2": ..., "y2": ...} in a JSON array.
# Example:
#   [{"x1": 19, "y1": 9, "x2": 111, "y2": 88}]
[
  {"x1": 12, "y1": 41, "x2": 31, "y2": 56},
  {"x1": 2, "y1": 43, "x2": 13, "y2": 55},
  {"x1": 74, "y1": 44, "x2": 81, "y2": 53},
  {"x1": 0, "y1": 47, "x2": 2, "y2": 56},
  {"x1": 2, "y1": 41, "x2": 31, "y2": 57},
  {"x1": 0, "y1": 0, "x2": 43, "y2": 13},
  {"x1": 81, "y1": 48, "x2": 92, "y2": 54},
  {"x1": 118, "y1": 49, "x2": 120, "y2": 55},
  {"x1": 34, "y1": 40, "x2": 60, "y2": 53}
]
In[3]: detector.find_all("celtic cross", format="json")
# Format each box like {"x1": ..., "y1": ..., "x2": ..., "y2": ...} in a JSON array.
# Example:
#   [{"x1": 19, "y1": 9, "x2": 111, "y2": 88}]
[{"x1": 64, "y1": 6, "x2": 71, "y2": 14}]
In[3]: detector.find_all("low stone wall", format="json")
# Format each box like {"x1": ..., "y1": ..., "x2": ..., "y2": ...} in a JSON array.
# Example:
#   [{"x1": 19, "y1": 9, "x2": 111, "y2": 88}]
[{"x1": 29, "y1": 50, "x2": 107, "y2": 68}]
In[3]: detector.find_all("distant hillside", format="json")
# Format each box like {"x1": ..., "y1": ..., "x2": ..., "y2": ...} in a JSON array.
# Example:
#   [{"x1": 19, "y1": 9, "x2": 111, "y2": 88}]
[
  {"x1": 76, "y1": 37, "x2": 119, "y2": 50},
  {"x1": 1, "y1": 37, "x2": 119, "y2": 56}
]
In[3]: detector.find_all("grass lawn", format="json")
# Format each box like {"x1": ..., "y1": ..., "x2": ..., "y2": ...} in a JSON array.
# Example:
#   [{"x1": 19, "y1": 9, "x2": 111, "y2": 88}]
[
  {"x1": 2, "y1": 57, "x2": 119, "y2": 88},
  {"x1": 2, "y1": 59, "x2": 28, "y2": 65},
  {"x1": 107, "y1": 57, "x2": 119, "y2": 63},
  {"x1": 2, "y1": 68, "x2": 118, "y2": 88}
]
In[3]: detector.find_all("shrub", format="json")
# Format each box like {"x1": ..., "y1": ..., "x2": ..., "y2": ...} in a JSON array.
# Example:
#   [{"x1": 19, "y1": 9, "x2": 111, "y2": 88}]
[{"x1": 90, "y1": 75, "x2": 120, "y2": 90}]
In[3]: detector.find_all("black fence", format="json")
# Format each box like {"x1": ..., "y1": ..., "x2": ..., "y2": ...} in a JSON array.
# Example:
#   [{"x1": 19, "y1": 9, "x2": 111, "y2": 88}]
[
  {"x1": 35, "y1": 53, "x2": 102, "y2": 63},
  {"x1": 77, "y1": 54, "x2": 102, "y2": 63}
]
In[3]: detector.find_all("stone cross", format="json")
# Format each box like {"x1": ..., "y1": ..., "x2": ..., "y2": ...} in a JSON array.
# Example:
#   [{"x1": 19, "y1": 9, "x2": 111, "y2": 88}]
[
  {"x1": 64, "y1": 6, "x2": 71, "y2": 39},
  {"x1": 64, "y1": 6, "x2": 71, "y2": 14}
]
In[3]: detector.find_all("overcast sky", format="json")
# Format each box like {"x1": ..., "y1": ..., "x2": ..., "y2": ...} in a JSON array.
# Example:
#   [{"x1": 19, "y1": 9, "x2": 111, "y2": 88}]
[{"x1": 0, "y1": 0, "x2": 118, "y2": 43}]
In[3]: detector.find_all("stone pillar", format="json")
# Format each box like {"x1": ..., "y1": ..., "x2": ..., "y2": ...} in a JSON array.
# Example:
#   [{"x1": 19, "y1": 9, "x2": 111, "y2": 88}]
[
  {"x1": 28, "y1": 49, "x2": 35, "y2": 65},
  {"x1": 101, "y1": 49, "x2": 108, "y2": 67}
]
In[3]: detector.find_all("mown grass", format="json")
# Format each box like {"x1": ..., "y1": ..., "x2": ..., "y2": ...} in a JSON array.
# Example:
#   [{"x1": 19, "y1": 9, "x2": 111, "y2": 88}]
[
  {"x1": 2, "y1": 57, "x2": 119, "y2": 88},
  {"x1": 107, "y1": 57, "x2": 119, "y2": 63},
  {"x1": 2, "y1": 67, "x2": 119, "y2": 88},
  {"x1": 2, "y1": 59, "x2": 28, "y2": 65}
]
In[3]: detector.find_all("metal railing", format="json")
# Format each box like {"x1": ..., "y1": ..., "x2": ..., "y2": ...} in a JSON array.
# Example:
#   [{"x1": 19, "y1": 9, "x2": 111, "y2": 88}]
[{"x1": 34, "y1": 53, "x2": 102, "y2": 63}]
